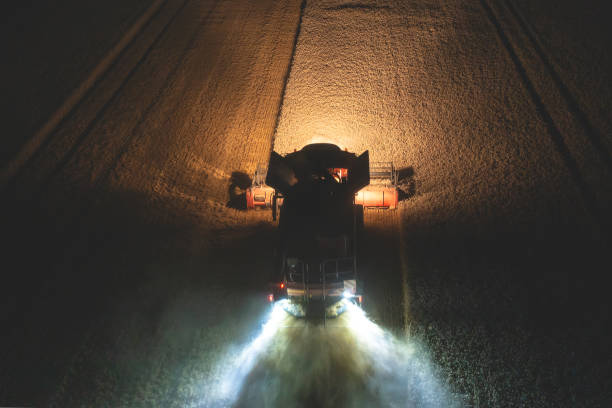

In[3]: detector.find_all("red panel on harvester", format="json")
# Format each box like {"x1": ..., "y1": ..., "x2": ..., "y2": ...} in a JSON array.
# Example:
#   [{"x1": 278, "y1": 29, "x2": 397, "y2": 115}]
[
  {"x1": 246, "y1": 185, "x2": 276, "y2": 209},
  {"x1": 355, "y1": 187, "x2": 398, "y2": 209}
]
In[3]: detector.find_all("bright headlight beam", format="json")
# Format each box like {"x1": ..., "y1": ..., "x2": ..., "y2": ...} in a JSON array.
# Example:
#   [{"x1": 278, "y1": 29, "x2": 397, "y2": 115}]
[
  {"x1": 204, "y1": 300, "x2": 460, "y2": 407},
  {"x1": 214, "y1": 300, "x2": 289, "y2": 404},
  {"x1": 341, "y1": 301, "x2": 460, "y2": 407}
]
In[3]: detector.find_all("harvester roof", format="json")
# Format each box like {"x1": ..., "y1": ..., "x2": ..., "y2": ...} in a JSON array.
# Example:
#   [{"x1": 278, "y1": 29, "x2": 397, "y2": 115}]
[{"x1": 265, "y1": 143, "x2": 370, "y2": 196}]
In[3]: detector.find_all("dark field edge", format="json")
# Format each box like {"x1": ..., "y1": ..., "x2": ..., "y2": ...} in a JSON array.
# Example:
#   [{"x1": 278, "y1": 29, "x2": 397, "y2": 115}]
[
  {"x1": 3, "y1": 0, "x2": 191, "y2": 200},
  {"x1": 479, "y1": 0, "x2": 604, "y2": 234},
  {"x1": 399, "y1": 4, "x2": 612, "y2": 406},
  {"x1": 0, "y1": 0, "x2": 166, "y2": 187},
  {"x1": 504, "y1": 0, "x2": 612, "y2": 176}
]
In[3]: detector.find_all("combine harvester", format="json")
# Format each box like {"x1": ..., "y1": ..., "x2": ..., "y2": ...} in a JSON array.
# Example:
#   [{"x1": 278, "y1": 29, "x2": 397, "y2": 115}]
[{"x1": 246, "y1": 144, "x2": 397, "y2": 319}]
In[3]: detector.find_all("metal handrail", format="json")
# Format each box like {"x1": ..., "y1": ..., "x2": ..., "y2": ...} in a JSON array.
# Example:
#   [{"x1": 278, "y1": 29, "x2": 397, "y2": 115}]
[{"x1": 369, "y1": 162, "x2": 397, "y2": 185}]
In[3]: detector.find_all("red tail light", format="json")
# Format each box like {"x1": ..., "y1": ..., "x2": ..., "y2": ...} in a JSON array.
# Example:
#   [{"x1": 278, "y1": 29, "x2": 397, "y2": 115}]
[
  {"x1": 280, "y1": 282, "x2": 285, "y2": 289},
  {"x1": 268, "y1": 294, "x2": 274, "y2": 302}
]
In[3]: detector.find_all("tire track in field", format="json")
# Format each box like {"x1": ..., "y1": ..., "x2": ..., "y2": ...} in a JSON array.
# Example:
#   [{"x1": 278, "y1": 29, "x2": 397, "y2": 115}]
[
  {"x1": 479, "y1": 0, "x2": 606, "y2": 233},
  {"x1": 35, "y1": 0, "x2": 222, "y2": 324},
  {"x1": 0, "y1": 0, "x2": 168, "y2": 188},
  {"x1": 3, "y1": 0, "x2": 191, "y2": 202},
  {"x1": 270, "y1": 0, "x2": 308, "y2": 154},
  {"x1": 3, "y1": 0, "x2": 186, "y2": 197},
  {"x1": 503, "y1": 0, "x2": 612, "y2": 175},
  {"x1": 30, "y1": 0, "x2": 194, "y2": 200},
  {"x1": 86, "y1": 0, "x2": 222, "y2": 193},
  {"x1": 0, "y1": 0, "x2": 215, "y2": 366},
  {"x1": 140, "y1": 0, "x2": 304, "y2": 204}
]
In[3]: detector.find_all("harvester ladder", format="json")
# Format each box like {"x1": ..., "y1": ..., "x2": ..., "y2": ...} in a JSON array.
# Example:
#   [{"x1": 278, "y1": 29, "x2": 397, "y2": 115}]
[
  {"x1": 302, "y1": 264, "x2": 308, "y2": 305},
  {"x1": 322, "y1": 262, "x2": 326, "y2": 327}
]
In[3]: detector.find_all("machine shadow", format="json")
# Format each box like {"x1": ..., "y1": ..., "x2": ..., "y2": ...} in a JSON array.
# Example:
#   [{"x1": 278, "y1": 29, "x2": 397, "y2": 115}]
[
  {"x1": 3, "y1": 181, "x2": 277, "y2": 306},
  {"x1": 396, "y1": 166, "x2": 416, "y2": 202},
  {"x1": 1, "y1": 182, "x2": 277, "y2": 403},
  {"x1": 226, "y1": 171, "x2": 252, "y2": 210}
]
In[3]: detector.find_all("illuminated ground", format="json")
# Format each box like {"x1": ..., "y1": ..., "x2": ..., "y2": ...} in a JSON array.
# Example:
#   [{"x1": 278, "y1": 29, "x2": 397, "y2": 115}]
[
  {"x1": 204, "y1": 301, "x2": 459, "y2": 407},
  {"x1": 1, "y1": 0, "x2": 611, "y2": 406}
]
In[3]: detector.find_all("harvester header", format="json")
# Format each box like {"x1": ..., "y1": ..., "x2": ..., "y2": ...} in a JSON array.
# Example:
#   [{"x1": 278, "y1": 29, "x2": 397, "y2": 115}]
[{"x1": 246, "y1": 143, "x2": 398, "y2": 213}]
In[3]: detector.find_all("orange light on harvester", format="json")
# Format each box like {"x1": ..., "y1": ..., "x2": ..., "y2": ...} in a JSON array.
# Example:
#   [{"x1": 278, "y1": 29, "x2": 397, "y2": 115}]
[
  {"x1": 246, "y1": 185, "x2": 276, "y2": 209},
  {"x1": 355, "y1": 187, "x2": 398, "y2": 209},
  {"x1": 328, "y1": 168, "x2": 348, "y2": 183}
]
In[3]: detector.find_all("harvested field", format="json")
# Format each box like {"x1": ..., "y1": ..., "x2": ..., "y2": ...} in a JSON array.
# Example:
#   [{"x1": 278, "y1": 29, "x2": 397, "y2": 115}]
[{"x1": 1, "y1": 0, "x2": 610, "y2": 406}]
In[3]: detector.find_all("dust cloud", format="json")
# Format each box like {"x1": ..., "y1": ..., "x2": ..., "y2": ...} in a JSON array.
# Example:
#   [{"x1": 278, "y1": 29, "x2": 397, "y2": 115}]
[{"x1": 202, "y1": 302, "x2": 461, "y2": 408}]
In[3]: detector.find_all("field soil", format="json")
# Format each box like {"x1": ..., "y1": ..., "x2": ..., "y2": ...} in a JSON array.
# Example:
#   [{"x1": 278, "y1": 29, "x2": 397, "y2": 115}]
[
  {"x1": 2, "y1": 0, "x2": 302, "y2": 405},
  {"x1": 274, "y1": 1, "x2": 611, "y2": 404},
  {"x1": 0, "y1": 0, "x2": 154, "y2": 167},
  {"x1": 2, "y1": 0, "x2": 611, "y2": 406}
]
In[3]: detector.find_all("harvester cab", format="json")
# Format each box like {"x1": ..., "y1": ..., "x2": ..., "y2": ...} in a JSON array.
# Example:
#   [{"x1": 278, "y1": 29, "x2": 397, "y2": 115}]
[{"x1": 246, "y1": 143, "x2": 397, "y2": 320}]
